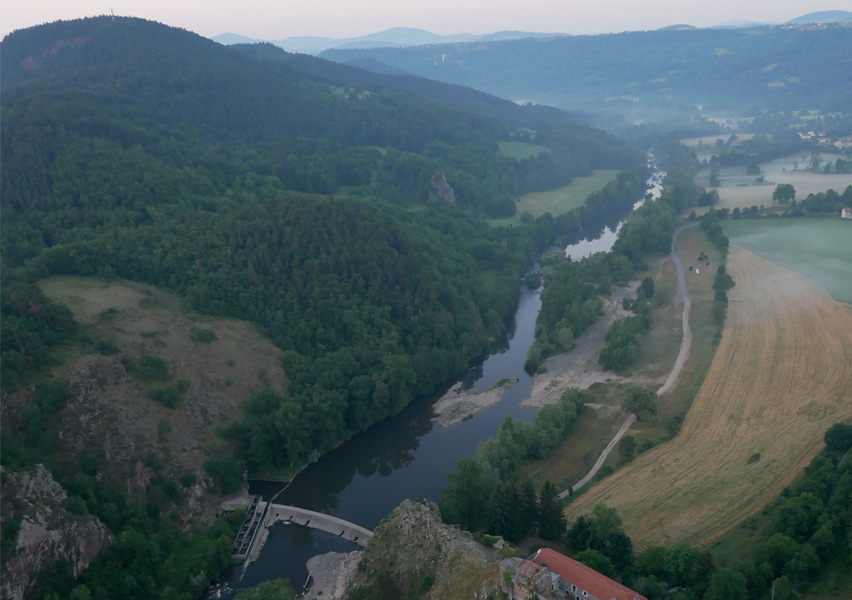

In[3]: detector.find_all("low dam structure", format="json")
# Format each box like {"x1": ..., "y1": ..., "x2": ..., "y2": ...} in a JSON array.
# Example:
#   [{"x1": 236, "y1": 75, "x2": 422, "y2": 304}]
[{"x1": 266, "y1": 504, "x2": 373, "y2": 547}]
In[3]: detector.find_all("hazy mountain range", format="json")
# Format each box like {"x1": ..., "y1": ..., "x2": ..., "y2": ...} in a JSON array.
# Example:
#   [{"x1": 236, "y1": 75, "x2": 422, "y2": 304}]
[
  {"x1": 212, "y1": 10, "x2": 852, "y2": 55},
  {"x1": 212, "y1": 27, "x2": 561, "y2": 55}
]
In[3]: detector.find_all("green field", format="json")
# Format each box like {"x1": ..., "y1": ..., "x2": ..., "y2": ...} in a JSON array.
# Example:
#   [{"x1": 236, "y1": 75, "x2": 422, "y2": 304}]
[
  {"x1": 723, "y1": 218, "x2": 852, "y2": 303},
  {"x1": 497, "y1": 140, "x2": 550, "y2": 160},
  {"x1": 691, "y1": 152, "x2": 852, "y2": 215},
  {"x1": 488, "y1": 170, "x2": 618, "y2": 226}
]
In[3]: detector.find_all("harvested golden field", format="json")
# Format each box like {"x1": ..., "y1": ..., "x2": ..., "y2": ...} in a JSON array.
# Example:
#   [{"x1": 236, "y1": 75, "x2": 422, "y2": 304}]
[{"x1": 564, "y1": 246, "x2": 852, "y2": 549}]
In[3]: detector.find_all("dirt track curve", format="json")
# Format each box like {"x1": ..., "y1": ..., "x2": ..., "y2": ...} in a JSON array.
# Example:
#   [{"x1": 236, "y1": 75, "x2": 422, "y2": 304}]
[{"x1": 558, "y1": 223, "x2": 698, "y2": 498}]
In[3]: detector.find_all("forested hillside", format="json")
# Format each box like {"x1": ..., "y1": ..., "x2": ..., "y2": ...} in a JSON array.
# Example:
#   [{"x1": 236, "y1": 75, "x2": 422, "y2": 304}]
[
  {"x1": 1, "y1": 17, "x2": 643, "y2": 477},
  {"x1": 322, "y1": 24, "x2": 852, "y2": 114},
  {"x1": 0, "y1": 16, "x2": 650, "y2": 598}
]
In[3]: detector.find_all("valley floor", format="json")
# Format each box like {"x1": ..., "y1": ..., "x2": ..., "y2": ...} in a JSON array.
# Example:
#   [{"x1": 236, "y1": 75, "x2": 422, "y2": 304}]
[{"x1": 563, "y1": 245, "x2": 852, "y2": 549}]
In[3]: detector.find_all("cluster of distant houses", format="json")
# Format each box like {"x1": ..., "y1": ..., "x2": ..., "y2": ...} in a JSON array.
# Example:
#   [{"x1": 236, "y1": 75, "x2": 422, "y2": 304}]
[
  {"x1": 501, "y1": 548, "x2": 647, "y2": 600},
  {"x1": 796, "y1": 130, "x2": 852, "y2": 149}
]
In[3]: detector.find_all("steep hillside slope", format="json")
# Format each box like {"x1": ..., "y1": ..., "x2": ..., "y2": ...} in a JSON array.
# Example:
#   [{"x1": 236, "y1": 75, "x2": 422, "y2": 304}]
[{"x1": 1, "y1": 17, "x2": 644, "y2": 597}]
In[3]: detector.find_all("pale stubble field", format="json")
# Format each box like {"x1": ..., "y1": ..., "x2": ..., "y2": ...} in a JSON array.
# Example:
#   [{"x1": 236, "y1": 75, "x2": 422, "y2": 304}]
[{"x1": 563, "y1": 246, "x2": 852, "y2": 549}]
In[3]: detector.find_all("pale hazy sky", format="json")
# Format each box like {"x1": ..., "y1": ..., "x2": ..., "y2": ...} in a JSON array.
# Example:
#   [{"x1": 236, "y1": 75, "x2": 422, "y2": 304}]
[{"x1": 2, "y1": 0, "x2": 851, "y2": 40}]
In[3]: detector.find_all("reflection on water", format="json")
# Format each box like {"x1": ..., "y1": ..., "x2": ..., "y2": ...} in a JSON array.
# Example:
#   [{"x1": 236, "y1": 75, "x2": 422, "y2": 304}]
[
  {"x1": 564, "y1": 168, "x2": 664, "y2": 261},
  {"x1": 228, "y1": 283, "x2": 542, "y2": 596}
]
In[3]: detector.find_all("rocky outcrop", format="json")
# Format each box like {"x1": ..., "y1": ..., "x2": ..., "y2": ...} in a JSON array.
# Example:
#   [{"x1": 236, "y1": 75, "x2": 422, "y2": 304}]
[
  {"x1": 430, "y1": 172, "x2": 456, "y2": 205},
  {"x1": 345, "y1": 499, "x2": 501, "y2": 599},
  {"x1": 1, "y1": 465, "x2": 111, "y2": 600},
  {"x1": 499, "y1": 557, "x2": 553, "y2": 600},
  {"x1": 306, "y1": 551, "x2": 362, "y2": 600}
]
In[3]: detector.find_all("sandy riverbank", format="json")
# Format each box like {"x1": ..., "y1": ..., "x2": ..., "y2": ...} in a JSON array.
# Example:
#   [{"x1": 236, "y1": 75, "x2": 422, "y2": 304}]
[
  {"x1": 523, "y1": 281, "x2": 652, "y2": 408},
  {"x1": 431, "y1": 375, "x2": 520, "y2": 427}
]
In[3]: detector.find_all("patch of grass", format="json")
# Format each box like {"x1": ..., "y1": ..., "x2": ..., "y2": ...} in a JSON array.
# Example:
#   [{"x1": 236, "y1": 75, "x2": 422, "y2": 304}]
[
  {"x1": 125, "y1": 355, "x2": 171, "y2": 383},
  {"x1": 497, "y1": 141, "x2": 549, "y2": 160},
  {"x1": 190, "y1": 325, "x2": 217, "y2": 343},
  {"x1": 722, "y1": 218, "x2": 852, "y2": 303},
  {"x1": 520, "y1": 384, "x2": 625, "y2": 491},
  {"x1": 802, "y1": 556, "x2": 852, "y2": 600},
  {"x1": 488, "y1": 170, "x2": 619, "y2": 226},
  {"x1": 95, "y1": 340, "x2": 121, "y2": 355}
]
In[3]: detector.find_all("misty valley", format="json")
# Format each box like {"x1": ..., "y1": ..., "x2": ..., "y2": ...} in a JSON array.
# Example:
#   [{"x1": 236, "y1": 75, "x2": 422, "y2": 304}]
[{"x1": 1, "y1": 11, "x2": 851, "y2": 600}]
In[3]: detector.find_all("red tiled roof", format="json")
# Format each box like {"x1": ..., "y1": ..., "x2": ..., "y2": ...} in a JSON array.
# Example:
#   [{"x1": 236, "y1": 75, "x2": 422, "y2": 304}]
[{"x1": 533, "y1": 548, "x2": 647, "y2": 600}]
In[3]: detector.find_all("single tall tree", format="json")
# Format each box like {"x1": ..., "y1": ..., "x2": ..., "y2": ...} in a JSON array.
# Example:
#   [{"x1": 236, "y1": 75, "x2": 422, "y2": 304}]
[
  {"x1": 622, "y1": 386, "x2": 658, "y2": 421},
  {"x1": 538, "y1": 480, "x2": 567, "y2": 540}
]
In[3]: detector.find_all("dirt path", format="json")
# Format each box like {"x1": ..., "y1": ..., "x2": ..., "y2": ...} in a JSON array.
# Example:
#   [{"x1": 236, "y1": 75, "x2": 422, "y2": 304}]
[{"x1": 558, "y1": 223, "x2": 698, "y2": 497}]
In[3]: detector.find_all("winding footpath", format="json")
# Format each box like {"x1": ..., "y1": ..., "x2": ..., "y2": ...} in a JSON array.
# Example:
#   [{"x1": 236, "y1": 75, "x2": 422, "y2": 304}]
[{"x1": 558, "y1": 222, "x2": 699, "y2": 498}]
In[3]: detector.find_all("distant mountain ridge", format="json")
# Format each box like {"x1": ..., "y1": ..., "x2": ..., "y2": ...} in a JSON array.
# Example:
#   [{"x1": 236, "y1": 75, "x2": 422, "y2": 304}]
[
  {"x1": 214, "y1": 11, "x2": 852, "y2": 54},
  {"x1": 321, "y1": 23, "x2": 852, "y2": 114},
  {"x1": 212, "y1": 26, "x2": 563, "y2": 55},
  {"x1": 789, "y1": 10, "x2": 852, "y2": 23}
]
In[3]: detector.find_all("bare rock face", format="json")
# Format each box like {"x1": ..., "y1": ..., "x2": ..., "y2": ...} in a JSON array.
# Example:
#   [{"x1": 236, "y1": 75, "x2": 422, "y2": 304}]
[
  {"x1": 1, "y1": 465, "x2": 111, "y2": 600},
  {"x1": 306, "y1": 551, "x2": 362, "y2": 600},
  {"x1": 430, "y1": 172, "x2": 456, "y2": 205},
  {"x1": 346, "y1": 499, "x2": 500, "y2": 600}
]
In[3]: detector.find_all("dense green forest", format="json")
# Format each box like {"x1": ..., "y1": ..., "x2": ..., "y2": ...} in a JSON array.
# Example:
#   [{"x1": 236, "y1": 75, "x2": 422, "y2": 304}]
[
  {"x1": 322, "y1": 25, "x2": 852, "y2": 114},
  {"x1": 0, "y1": 17, "x2": 642, "y2": 472}
]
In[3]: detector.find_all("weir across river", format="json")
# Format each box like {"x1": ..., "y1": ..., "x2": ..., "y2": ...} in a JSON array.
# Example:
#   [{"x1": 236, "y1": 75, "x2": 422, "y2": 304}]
[
  {"x1": 224, "y1": 496, "x2": 373, "y2": 563},
  {"x1": 266, "y1": 504, "x2": 373, "y2": 546}
]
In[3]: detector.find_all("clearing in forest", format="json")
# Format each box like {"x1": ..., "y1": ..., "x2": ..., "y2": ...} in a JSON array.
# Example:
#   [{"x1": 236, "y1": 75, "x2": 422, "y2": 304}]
[
  {"x1": 37, "y1": 275, "x2": 287, "y2": 477},
  {"x1": 498, "y1": 140, "x2": 550, "y2": 160},
  {"x1": 563, "y1": 246, "x2": 852, "y2": 549},
  {"x1": 488, "y1": 170, "x2": 618, "y2": 226}
]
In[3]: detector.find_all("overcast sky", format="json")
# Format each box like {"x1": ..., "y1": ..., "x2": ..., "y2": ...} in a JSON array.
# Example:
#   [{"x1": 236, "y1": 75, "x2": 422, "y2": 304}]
[{"x1": 3, "y1": 0, "x2": 850, "y2": 40}]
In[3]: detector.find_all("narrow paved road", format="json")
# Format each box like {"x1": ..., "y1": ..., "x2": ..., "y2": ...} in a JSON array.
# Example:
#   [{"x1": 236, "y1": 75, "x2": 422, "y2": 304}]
[{"x1": 558, "y1": 222, "x2": 699, "y2": 498}]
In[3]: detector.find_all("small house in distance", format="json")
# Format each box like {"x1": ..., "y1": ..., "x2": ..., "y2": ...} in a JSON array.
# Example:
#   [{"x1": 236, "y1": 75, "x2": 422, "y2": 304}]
[
  {"x1": 842, "y1": 207, "x2": 852, "y2": 219},
  {"x1": 532, "y1": 548, "x2": 647, "y2": 600}
]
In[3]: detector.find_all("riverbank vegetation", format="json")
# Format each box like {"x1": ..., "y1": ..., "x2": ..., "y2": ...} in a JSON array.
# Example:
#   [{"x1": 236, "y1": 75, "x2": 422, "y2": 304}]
[{"x1": 439, "y1": 389, "x2": 583, "y2": 540}]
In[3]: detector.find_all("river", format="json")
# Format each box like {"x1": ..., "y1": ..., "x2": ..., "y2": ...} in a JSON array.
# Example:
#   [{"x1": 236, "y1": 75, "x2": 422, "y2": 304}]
[{"x1": 217, "y1": 163, "x2": 663, "y2": 597}]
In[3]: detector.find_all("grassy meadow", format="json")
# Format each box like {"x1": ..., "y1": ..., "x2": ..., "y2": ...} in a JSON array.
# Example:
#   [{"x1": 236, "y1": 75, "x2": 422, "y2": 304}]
[
  {"x1": 691, "y1": 152, "x2": 852, "y2": 215},
  {"x1": 488, "y1": 169, "x2": 618, "y2": 226},
  {"x1": 497, "y1": 140, "x2": 550, "y2": 160},
  {"x1": 722, "y1": 218, "x2": 852, "y2": 303}
]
